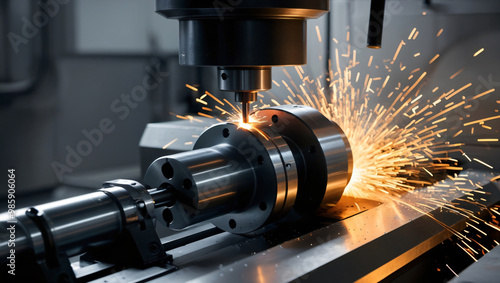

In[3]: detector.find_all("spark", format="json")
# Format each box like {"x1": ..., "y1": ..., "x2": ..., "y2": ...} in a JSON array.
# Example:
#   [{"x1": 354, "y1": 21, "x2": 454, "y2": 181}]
[
  {"x1": 205, "y1": 91, "x2": 224, "y2": 105},
  {"x1": 429, "y1": 54, "x2": 440, "y2": 64},
  {"x1": 473, "y1": 158, "x2": 493, "y2": 169},
  {"x1": 463, "y1": 114, "x2": 500, "y2": 126},
  {"x1": 473, "y1": 48, "x2": 484, "y2": 57},
  {"x1": 315, "y1": 25, "x2": 322, "y2": 43},
  {"x1": 185, "y1": 84, "x2": 198, "y2": 92},
  {"x1": 198, "y1": 112, "x2": 214, "y2": 119},
  {"x1": 408, "y1": 28, "x2": 417, "y2": 40},
  {"x1": 188, "y1": 26, "x2": 499, "y2": 268},
  {"x1": 449, "y1": 68, "x2": 464, "y2": 80},
  {"x1": 162, "y1": 138, "x2": 178, "y2": 149},
  {"x1": 472, "y1": 88, "x2": 495, "y2": 100},
  {"x1": 391, "y1": 40, "x2": 406, "y2": 64},
  {"x1": 196, "y1": 98, "x2": 208, "y2": 105}
]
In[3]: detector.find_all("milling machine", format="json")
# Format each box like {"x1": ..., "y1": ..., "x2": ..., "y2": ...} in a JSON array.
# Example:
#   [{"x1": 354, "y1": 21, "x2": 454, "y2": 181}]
[{"x1": 2, "y1": 1, "x2": 500, "y2": 283}]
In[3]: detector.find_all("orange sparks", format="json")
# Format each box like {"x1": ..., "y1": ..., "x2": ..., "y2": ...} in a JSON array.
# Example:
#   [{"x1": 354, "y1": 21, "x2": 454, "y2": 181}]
[
  {"x1": 429, "y1": 54, "x2": 440, "y2": 64},
  {"x1": 315, "y1": 25, "x2": 322, "y2": 43},
  {"x1": 473, "y1": 48, "x2": 484, "y2": 57},
  {"x1": 452, "y1": 130, "x2": 463, "y2": 138},
  {"x1": 472, "y1": 88, "x2": 495, "y2": 100},
  {"x1": 412, "y1": 31, "x2": 419, "y2": 40},
  {"x1": 391, "y1": 40, "x2": 406, "y2": 64},
  {"x1": 446, "y1": 83, "x2": 471, "y2": 100},
  {"x1": 437, "y1": 29, "x2": 444, "y2": 37},
  {"x1": 473, "y1": 158, "x2": 493, "y2": 169},
  {"x1": 186, "y1": 84, "x2": 198, "y2": 91},
  {"x1": 408, "y1": 28, "x2": 417, "y2": 40},
  {"x1": 198, "y1": 112, "x2": 213, "y2": 119},
  {"x1": 223, "y1": 98, "x2": 240, "y2": 113},
  {"x1": 162, "y1": 138, "x2": 178, "y2": 149},
  {"x1": 205, "y1": 91, "x2": 224, "y2": 105},
  {"x1": 463, "y1": 114, "x2": 500, "y2": 126},
  {"x1": 196, "y1": 98, "x2": 207, "y2": 105},
  {"x1": 477, "y1": 139, "x2": 498, "y2": 142},
  {"x1": 449, "y1": 68, "x2": 464, "y2": 80}
]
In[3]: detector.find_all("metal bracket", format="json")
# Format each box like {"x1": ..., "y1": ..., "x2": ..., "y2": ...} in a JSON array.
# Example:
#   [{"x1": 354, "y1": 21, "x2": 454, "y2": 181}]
[{"x1": 84, "y1": 180, "x2": 172, "y2": 268}]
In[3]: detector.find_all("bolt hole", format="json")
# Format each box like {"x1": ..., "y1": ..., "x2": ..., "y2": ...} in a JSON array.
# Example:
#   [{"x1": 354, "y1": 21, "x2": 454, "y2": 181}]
[
  {"x1": 222, "y1": 128, "x2": 230, "y2": 138},
  {"x1": 272, "y1": 115, "x2": 279, "y2": 123},
  {"x1": 162, "y1": 208, "x2": 173, "y2": 224},
  {"x1": 308, "y1": 145, "x2": 316, "y2": 153},
  {"x1": 162, "y1": 162, "x2": 174, "y2": 179},
  {"x1": 182, "y1": 178, "x2": 192, "y2": 190},
  {"x1": 259, "y1": 201, "x2": 267, "y2": 211},
  {"x1": 221, "y1": 73, "x2": 228, "y2": 80},
  {"x1": 257, "y1": 155, "x2": 264, "y2": 165},
  {"x1": 229, "y1": 219, "x2": 236, "y2": 229}
]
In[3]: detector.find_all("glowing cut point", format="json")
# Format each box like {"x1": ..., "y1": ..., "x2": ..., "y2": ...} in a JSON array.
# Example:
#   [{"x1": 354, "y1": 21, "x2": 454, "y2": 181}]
[{"x1": 238, "y1": 122, "x2": 253, "y2": 130}]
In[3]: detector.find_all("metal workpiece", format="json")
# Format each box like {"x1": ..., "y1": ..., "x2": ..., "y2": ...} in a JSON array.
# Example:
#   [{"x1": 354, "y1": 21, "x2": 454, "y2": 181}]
[
  {"x1": 144, "y1": 106, "x2": 352, "y2": 234},
  {"x1": 144, "y1": 122, "x2": 298, "y2": 234},
  {"x1": 253, "y1": 105, "x2": 353, "y2": 213}
]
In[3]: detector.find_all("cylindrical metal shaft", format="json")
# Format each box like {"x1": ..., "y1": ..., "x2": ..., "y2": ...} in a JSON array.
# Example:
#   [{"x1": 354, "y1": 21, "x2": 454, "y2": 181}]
[
  {"x1": 144, "y1": 144, "x2": 255, "y2": 230},
  {"x1": 0, "y1": 191, "x2": 124, "y2": 261}
]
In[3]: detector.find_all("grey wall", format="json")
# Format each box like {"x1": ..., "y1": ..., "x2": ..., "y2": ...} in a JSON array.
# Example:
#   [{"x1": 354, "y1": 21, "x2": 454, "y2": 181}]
[{"x1": 74, "y1": 0, "x2": 179, "y2": 54}]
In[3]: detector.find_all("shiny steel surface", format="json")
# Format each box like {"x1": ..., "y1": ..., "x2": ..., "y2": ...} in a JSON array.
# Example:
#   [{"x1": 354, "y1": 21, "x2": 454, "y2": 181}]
[
  {"x1": 12, "y1": 191, "x2": 124, "y2": 257},
  {"x1": 140, "y1": 170, "x2": 499, "y2": 283},
  {"x1": 145, "y1": 121, "x2": 298, "y2": 233},
  {"x1": 144, "y1": 106, "x2": 351, "y2": 233},
  {"x1": 254, "y1": 105, "x2": 352, "y2": 213},
  {"x1": 144, "y1": 143, "x2": 255, "y2": 230},
  {"x1": 144, "y1": 106, "x2": 352, "y2": 234},
  {"x1": 219, "y1": 68, "x2": 271, "y2": 92},
  {"x1": 0, "y1": 183, "x2": 157, "y2": 267}
]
